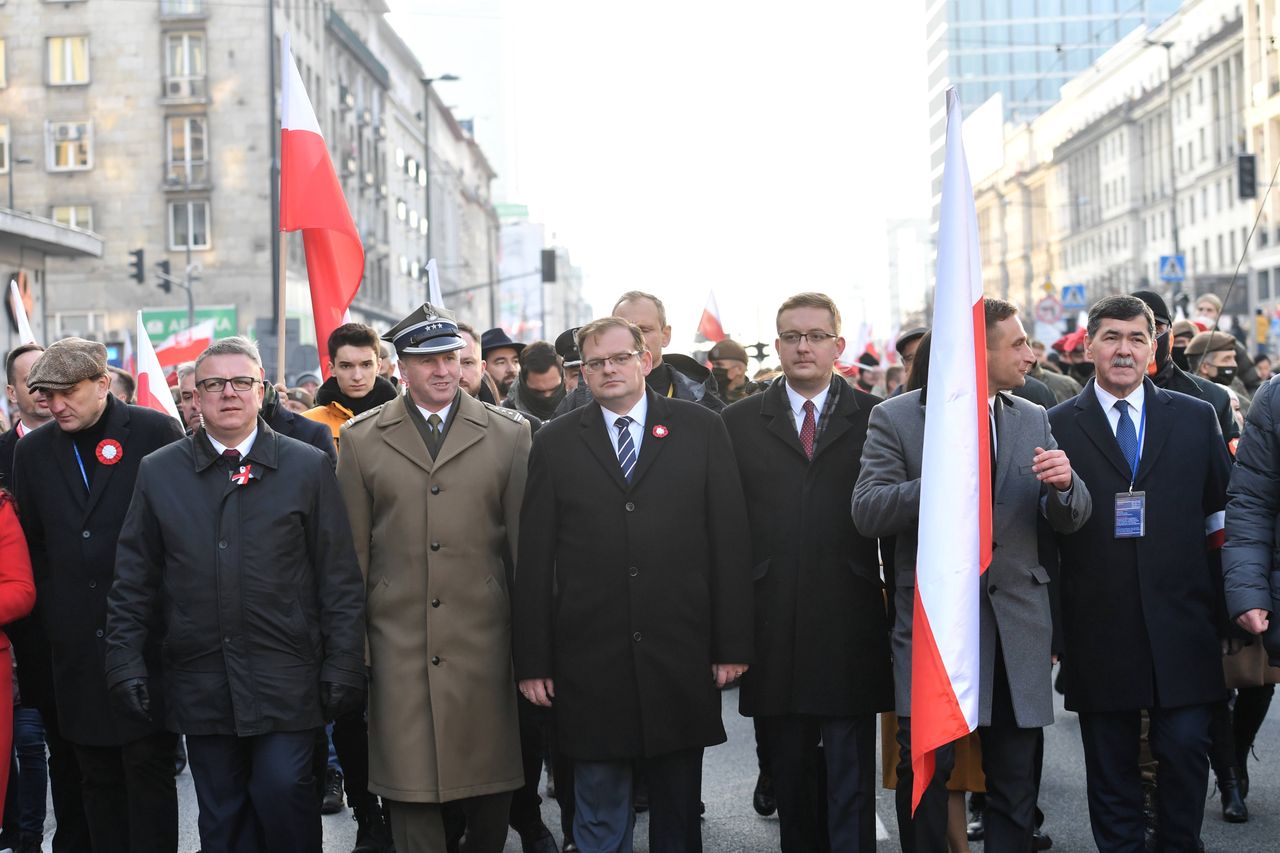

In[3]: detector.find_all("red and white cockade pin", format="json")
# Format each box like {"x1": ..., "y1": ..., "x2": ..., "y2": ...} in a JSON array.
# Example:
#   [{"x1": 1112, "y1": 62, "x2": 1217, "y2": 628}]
[
  {"x1": 651, "y1": 424, "x2": 669, "y2": 439},
  {"x1": 95, "y1": 439, "x2": 123, "y2": 465}
]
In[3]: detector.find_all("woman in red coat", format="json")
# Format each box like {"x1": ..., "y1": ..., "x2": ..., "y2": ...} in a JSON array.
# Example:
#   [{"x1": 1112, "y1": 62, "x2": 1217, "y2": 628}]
[{"x1": 0, "y1": 491, "x2": 36, "y2": 810}]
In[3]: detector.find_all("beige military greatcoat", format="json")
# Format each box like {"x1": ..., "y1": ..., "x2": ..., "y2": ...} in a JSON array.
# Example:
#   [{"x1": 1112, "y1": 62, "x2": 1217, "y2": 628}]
[{"x1": 338, "y1": 390, "x2": 530, "y2": 803}]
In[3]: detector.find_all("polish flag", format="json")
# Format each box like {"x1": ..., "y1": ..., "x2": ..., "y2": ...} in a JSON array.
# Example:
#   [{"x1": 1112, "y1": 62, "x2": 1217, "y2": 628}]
[
  {"x1": 153, "y1": 319, "x2": 216, "y2": 369},
  {"x1": 911, "y1": 87, "x2": 989, "y2": 812},
  {"x1": 426, "y1": 258, "x2": 444, "y2": 307},
  {"x1": 695, "y1": 292, "x2": 726, "y2": 343},
  {"x1": 279, "y1": 33, "x2": 364, "y2": 379},
  {"x1": 8, "y1": 279, "x2": 37, "y2": 346},
  {"x1": 135, "y1": 311, "x2": 181, "y2": 422}
]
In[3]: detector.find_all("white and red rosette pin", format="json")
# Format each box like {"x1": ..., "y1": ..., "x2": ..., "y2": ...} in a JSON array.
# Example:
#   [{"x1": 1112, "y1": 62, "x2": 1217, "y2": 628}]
[
  {"x1": 651, "y1": 424, "x2": 669, "y2": 439},
  {"x1": 95, "y1": 439, "x2": 123, "y2": 465}
]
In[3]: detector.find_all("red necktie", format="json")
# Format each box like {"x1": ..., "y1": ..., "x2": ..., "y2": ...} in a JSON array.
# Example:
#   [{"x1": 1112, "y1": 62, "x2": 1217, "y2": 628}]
[
  {"x1": 800, "y1": 400, "x2": 817, "y2": 460},
  {"x1": 222, "y1": 448, "x2": 242, "y2": 467}
]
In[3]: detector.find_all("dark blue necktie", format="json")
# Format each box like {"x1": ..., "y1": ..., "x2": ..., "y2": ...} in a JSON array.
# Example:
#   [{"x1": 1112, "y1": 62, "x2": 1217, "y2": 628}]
[
  {"x1": 614, "y1": 416, "x2": 636, "y2": 482},
  {"x1": 1115, "y1": 400, "x2": 1139, "y2": 476}
]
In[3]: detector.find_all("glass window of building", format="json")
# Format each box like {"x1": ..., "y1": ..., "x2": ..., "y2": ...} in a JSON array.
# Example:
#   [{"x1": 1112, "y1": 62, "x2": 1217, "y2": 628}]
[
  {"x1": 166, "y1": 116, "x2": 208, "y2": 184},
  {"x1": 47, "y1": 36, "x2": 89, "y2": 86},
  {"x1": 46, "y1": 121, "x2": 92, "y2": 170},
  {"x1": 169, "y1": 200, "x2": 211, "y2": 250},
  {"x1": 51, "y1": 204, "x2": 92, "y2": 230}
]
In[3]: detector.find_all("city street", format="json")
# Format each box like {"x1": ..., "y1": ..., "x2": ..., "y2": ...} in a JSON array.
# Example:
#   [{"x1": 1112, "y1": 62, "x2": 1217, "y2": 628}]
[{"x1": 49, "y1": 675, "x2": 1276, "y2": 852}]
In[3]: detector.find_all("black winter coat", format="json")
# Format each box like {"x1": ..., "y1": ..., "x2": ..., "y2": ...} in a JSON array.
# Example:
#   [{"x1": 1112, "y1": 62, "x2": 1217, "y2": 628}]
[
  {"x1": 11, "y1": 396, "x2": 184, "y2": 745},
  {"x1": 722, "y1": 378, "x2": 892, "y2": 718},
  {"x1": 106, "y1": 420, "x2": 366, "y2": 736},
  {"x1": 514, "y1": 391, "x2": 752, "y2": 760}
]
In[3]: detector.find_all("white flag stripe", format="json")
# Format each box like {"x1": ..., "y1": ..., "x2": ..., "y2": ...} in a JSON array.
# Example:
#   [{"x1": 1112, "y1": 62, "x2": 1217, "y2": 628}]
[{"x1": 280, "y1": 33, "x2": 321, "y2": 135}]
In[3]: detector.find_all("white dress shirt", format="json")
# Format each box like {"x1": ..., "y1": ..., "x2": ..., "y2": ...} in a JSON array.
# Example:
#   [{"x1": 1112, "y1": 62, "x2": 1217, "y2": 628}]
[
  {"x1": 601, "y1": 394, "x2": 648, "y2": 459},
  {"x1": 784, "y1": 381, "x2": 830, "y2": 436},
  {"x1": 1092, "y1": 381, "x2": 1147, "y2": 457},
  {"x1": 417, "y1": 400, "x2": 453, "y2": 431},
  {"x1": 208, "y1": 426, "x2": 259, "y2": 459}
]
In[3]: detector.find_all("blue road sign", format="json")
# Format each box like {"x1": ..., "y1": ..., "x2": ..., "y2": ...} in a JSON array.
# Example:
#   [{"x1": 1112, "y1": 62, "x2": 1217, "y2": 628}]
[
  {"x1": 1159, "y1": 255, "x2": 1186, "y2": 283},
  {"x1": 1061, "y1": 284, "x2": 1087, "y2": 310}
]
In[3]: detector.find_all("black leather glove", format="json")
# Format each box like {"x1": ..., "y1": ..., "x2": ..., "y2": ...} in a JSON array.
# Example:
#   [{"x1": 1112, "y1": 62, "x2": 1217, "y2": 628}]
[
  {"x1": 320, "y1": 681, "x2": 366, "y2": 722},
  {"x1": 109, "y1": 677, "x2": 152, "y2": 723}
]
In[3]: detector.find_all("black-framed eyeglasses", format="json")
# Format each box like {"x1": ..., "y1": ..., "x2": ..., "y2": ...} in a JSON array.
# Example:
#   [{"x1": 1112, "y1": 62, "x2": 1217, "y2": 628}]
[
  {"x1": 196, "y1": 376, "x2": 260, "y2": 393},
  {"x1": 779, "y1": 331, "x2": 838, "y2": 346},
  {"x1": 582, "y1": 351, "x2": 641, "y2": 373}
]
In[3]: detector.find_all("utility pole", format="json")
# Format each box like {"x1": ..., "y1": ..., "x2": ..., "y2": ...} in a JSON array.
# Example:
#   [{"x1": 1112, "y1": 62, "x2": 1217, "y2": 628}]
[
  {"x1": 1147, "y1": 39, "x2": 1181, "y2": 299},
  {"x1": 422, "y1": 74, "x2": 458, "y2": 290}
]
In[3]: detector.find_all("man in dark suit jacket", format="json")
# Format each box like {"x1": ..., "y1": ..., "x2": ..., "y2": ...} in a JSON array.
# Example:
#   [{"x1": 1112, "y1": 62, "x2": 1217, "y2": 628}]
[
  {"x1": 12, "y1": 338, "x2": 184, "y2": 853},
  {"x1": 1047, "y1": 295, "x2": 1231, "y2": 853},
  {"x1": 723, "y1": 292, "x2": 892, "y2": 853},
  {"x1": 514, "y1": 316, "x2": 752, "y2": 853},
  {"x1": 854, "y1": 298, "x2": 1090, "y2": 853}
]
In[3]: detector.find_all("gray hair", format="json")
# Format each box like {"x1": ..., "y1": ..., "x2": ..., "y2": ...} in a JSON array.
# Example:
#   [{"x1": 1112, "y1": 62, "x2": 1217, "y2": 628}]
[
  {"x1": 176, "y1": 361, "x2": 197, "y2": 383},
  {"x1": 194, "y1": 336, "x2": 263, "y2": 374}
]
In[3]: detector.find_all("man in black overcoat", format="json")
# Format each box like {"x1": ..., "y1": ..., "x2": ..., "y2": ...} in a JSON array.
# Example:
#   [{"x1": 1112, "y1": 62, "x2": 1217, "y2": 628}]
[
  {"x1": 1047, "y1": 296, "x2": 1232, "y2": 852},
  {"x1": 723, "y1": 292, "x2": 891, "y2": 853},
  {"x1": 11, "y1": 338, "x2": 184, "y2": 853},
  {"x1": 513, "y1": 317, "x2": 752, "y2": 853}
]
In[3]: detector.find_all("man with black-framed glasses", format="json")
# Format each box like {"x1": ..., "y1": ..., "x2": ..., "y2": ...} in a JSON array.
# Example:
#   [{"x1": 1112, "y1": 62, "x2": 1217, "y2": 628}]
[{"x1": 106, "y1": 336, "x2": 366, "y2": 853}]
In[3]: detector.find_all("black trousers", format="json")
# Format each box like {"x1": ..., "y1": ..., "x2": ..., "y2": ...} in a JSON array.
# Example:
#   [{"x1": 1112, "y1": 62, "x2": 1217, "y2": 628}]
[
  {"x1": 42, "y1": 704, "x2": 91, "y2": 853},
  {"x1": 73, "y1": 730, "x2": 179, "y2": 853},
  {"x1": 893, "y1": 716, "x2": 954, "y2": 853},
  {"x1": 508, "y1": 696, "x2": 554, "y2": 839},
  {"x1": 976, "y1": 649, "x2": 1041, "y2": 853},
  {"x1": 757, "y1": 714, "x2": 873, "y2": 853},
  {"x1": 330, "y1": 708, "x2": 371, "y2": 805},
  {"x1": 186, "y1": 729, "x2": 321, "y2": 853},
  {"x1": 1079, "y1": 703, "x2": 1211, "y2": 853}
]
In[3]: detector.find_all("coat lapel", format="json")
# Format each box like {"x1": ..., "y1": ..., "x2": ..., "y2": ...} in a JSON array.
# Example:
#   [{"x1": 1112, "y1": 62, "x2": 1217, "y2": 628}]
[
  {"x1": 381, "y1": 396, "x2": 434, "y2": 474},
  {"x1": 812, "y1": 379, "x2": 860, "y2": 462},
  {"x1": 83, "y1": 398, "x2": 130, "y2": 519},
  {"x1": 432, "y1": 393, "x2": 486, "y2": 472},
  {"x1": 1133, "y1": 380, "x2": 1172, "y2": 488},
  {"x1": 579, "y1": 401, "x2": 630, "y2": 493},
  {"x1": 627, "y1": 391, "x2": 671, "y2": 490},
  {"x1": 762, "y1": 379, "x2": 810, "y2": 461},
  {"x1": 1073, "y1": 379, "x2": 1135, "y2": 482},
  {"x1": 51, "y1": 428, "x2": 87, "y2": 512},
  {"x1": 993, "y1": 394, "x2": 1018, "y2": 497}
]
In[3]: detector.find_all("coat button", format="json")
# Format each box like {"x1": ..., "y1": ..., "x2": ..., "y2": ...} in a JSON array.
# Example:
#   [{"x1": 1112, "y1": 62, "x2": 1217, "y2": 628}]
[
  {"x1": 431, "y1": 656, "x2": 441, "y2": 665},
  {"x1": 629, "y1": 566, "x2": 638, "y2": 578},
  {"x1": 633, "y1": 632, "x2": 642, "y2": 642},
  {"x1": 431, "y1": 598, "x2": 440, "y2": 608},
  {"x1": 95, "y1": 629, "x2": 103, "y2": 638},
  {"x1": 430, "y1": 485, "x2": 440, "y2": 495},
  {"x1": 430, "y1": 542, "x2": 440, "y2": 551},
  {"x1": 81, "y1": 530, "x2": 90, "y2": 539},
  {"x1": 88, "y1": 580, "x2": 97, "y2": 590},
  {"x1": 218, "y1": 540, "x2": 228, "y2": 550},
  {"x1": 625, "y1": 502, "x2": 636, "y2": 512}
]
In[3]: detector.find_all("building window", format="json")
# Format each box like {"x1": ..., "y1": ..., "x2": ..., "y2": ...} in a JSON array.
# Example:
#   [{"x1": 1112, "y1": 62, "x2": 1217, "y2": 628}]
[
  {"x1": 395, "y1": 199, "x2": 406, "y2": 221},
  {"x1": 47, "y1": 36, "x2": 89, "y2": 86},
  {"x1": 160, "y1": 0, "x2": 206, "y2": 15},
  {"x1": 46, "y1": 121, "x2": 92, "y2": 171},
  {"x1": 169, "y1": 200, "x2": 210, "y2": 250},
  {"x1": 0, "y1": 123, "x2": 8, "y2": 174},
  {"x1": 55, "y1": 312, "x2": 106, "y2": 340},
  {"x1": 0, "y1": 39, "x2": 7, "y2": 88},
  {"x1": 51, "y1": 204, "x2": 92, "y2": 230},
  {"x1": 166, "y1": 116, "x2": 208, "y2": 184},
  {"x1": 164, "y1": 33, "x2": 206, "y2": 99},
  {"x1": 394, "y1": 147, "x2": 405, "y2": 169}
]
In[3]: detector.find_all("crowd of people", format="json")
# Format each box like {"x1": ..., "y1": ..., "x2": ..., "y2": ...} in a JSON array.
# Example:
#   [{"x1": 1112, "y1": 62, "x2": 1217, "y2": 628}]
[{"x1": 0, "y1": 285, "x2": 1276, "y2": 853}]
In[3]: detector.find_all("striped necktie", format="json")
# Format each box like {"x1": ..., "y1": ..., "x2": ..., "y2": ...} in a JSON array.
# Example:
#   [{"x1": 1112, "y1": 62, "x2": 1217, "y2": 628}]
[{"x1": 614, "y1": 416, "x2": 636, "y2": 482}]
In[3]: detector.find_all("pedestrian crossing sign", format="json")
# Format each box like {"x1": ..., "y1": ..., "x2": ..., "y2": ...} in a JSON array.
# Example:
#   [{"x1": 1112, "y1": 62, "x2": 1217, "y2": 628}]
[
  {"x1": 1061, "y1": 284, "x2": 1087, "y2": 310},
  {"x1": 1159, "y1": 255, "x2": 1186, "y2": 283}
]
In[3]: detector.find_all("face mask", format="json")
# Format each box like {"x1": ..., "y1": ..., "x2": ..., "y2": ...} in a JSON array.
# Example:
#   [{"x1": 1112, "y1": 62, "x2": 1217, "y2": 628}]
[
  {"x1": 711, "y1": 366, "x2": 730, "y2": 392},
  {"x1": 1211, "y1": 365, "x2": 1237, "y2": 386},
  {"x1": 1069, "y1": 362, "x2": 1095, "y2": 382},
  {"x1": 1171, "y1": 346, "x2": 1190, "y2": 371},
  {"x1": 1153, "y1": 331, "x2": 1170, "y2": 370}
]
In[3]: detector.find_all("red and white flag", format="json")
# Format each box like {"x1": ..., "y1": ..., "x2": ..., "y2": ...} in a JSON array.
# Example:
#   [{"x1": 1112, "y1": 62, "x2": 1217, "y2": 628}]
[
  {"x1": 695, "y1": 291, "x2": 726, "y2": 343},
  {"x1": 911, "y1": 87, "x2": 990, "y2": 812},
  {"x1": 8, "y1": 279, "x2": 37, "y2": 346},
  {"x1": 153, "y1": 319, "x2": 216, "y2": 369},
  {"x1": 135, "y1": 311, "x2": 181, "y2": 422},
  {"x1": 279, "y1": 33, "x2": 364, "y2": 379}
]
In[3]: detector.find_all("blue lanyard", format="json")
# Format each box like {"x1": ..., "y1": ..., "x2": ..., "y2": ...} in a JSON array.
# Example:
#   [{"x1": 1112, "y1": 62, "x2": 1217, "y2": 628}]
[
  {"x1": 71, "y1": 443, "x2": 90, "y2": 492},
  {"x1": 1128, "y1": 402, "x2": 1147, "y2": 492}
]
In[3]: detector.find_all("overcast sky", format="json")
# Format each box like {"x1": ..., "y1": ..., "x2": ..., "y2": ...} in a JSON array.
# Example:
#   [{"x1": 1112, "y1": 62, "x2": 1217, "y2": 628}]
[{"x1": 387, "y1": 0, "x2": 932, "y2": 351}]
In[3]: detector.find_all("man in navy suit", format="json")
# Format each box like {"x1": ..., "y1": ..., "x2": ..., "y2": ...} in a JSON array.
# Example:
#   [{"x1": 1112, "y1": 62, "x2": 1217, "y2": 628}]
[{"x1": 1047, "y1": 295, "x2": 1231, "y2": 852}]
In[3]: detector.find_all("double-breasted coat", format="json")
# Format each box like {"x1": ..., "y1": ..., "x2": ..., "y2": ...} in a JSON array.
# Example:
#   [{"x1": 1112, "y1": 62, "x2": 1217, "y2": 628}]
[
  {"x1": 337, "y1": 390, "x2": 530, "y2": 803},
  {"x1": 853, "y1": 389, "x2": 1091, "y2": 728},
  {"x1": 11, "y1": 395, "x2": 184, "y2": 745},
  {"x1": 722, "y1": 377, "x2": 892, "y2": 718},
  {"x1": 512, "y1": 390, "x2": 753, "y2": 761},
  {"x1": 1047, "y1": 378, "x2": 1231, "y2": 712}
]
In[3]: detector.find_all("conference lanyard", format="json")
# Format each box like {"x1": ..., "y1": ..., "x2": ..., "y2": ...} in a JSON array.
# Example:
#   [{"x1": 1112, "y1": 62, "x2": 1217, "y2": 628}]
[
  {"x1": 71, "y1": 443, "x2": 90, "y2": 493},
  {"x1": 1127, "y1": 402, "x2": 1147, "y2": 494}
]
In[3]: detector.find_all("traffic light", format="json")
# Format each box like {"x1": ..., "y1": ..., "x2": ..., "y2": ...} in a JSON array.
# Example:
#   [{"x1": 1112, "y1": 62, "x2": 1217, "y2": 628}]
[
  {"x1": 156, "y1": 260, "x2": 172, "y2": 294},
  {"x1": 1239, "y1": 153, "x2": 1258, "y2": 200},
  {"x1": 129, "y1": 249, "x2": 145, "y2": 284},
  {"x1": 541, "y1": 249, "x2": 557, "y2": 282}
]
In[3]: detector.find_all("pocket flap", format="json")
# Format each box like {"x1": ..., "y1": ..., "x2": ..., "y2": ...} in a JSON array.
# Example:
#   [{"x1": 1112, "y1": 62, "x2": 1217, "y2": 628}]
[{"x1": 1029, "y1": 564, "x2": 1051, "y2": 584}]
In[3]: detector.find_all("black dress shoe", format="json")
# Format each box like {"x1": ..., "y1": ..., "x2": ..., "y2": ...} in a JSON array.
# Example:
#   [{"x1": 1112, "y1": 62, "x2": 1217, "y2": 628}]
[
  {"x1": 753, "y1": 772, "x2": 776, "y2": 817},
  {"x1": 562, "y1": 842, "x2": 578, "y2": 853},
  {"x1": 1031, "y1": 828, "x2": 1053, "y2": 850},
  {"x1": 1219, "y1": 767, "x2": 1249, "y2": 823},
  {"x1": 966, "y1": 804, "x2": 984, "y2": 841}
]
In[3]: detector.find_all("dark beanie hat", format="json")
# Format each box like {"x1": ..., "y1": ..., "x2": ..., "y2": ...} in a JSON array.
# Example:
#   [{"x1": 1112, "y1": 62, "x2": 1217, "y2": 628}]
[{"x1": 1131, "y1": 290, "x2": 1171, "y2": 326}]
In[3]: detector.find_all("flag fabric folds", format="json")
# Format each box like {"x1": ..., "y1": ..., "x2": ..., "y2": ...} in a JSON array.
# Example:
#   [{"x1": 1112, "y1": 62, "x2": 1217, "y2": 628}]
[
  {"x1": 8, "y1": 279, "x2": 37, "y2": 346},
  {"x1": 135, "y1": 311, "x2": 182, "y2": 422},
  {"x1": 911, "y1": 87, "x2": 990, "y2": 812},
  {"x1": 695, "y1": 291, "x2": 726, "y2": 343},
  {"x1": 153, "y1": 319, "x2": 216, "y2": 369},
  {"x1": 279, "y1": 32, "x2": 364, "y2": 379}
]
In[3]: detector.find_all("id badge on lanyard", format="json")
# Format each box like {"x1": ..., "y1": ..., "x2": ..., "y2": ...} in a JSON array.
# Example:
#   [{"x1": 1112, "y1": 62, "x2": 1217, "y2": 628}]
[{"x1": 1114, "y1": 402, "x2": 1146, "y2": 539}]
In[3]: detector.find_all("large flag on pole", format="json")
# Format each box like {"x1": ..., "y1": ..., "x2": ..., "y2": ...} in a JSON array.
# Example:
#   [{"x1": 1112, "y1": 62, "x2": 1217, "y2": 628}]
[
  {"x1": 153, "y1": 318, "x2": 216, "y2": 369},
  {"x1": 279, "y1": 32, "x2": 364, "y2": 379},
  {"x1": 695, "y1": 291, "x2": 726, "y2": 343},
  {"x1": 911, "y1": 87, "x2": 990, "y2": 812},
  {"x1": 426, "y1": 258, "x2": 444, "y2": 306},
  {"x1": 135, "y1": 312, "x2": 181, "y2": 422}
]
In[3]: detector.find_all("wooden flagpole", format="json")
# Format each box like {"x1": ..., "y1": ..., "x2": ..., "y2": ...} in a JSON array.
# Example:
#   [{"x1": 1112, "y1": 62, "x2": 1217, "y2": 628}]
[{"x1": 277, "y1": 233, "x2": 287, "y2": 386}]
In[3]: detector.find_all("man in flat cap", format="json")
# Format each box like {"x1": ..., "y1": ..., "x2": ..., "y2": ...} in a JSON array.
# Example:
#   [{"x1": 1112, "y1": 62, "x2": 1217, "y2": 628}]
[
  {"x1": 11, "y1": 337, "x2": 184, "y2": 853},
  {"x1": 709, "y1": 338, "x2": 763, "y2": 404},
  {"x1": 337, "y1": 304, "x2": 532, "y2": 853}
]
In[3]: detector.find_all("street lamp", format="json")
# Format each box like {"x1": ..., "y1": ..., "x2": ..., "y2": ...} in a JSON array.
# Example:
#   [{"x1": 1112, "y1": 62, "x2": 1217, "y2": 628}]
[
  {"x1": 6, "y1": 157, "x2": 33, "y2": 212},
  {"x1": 1145, "y1": 39, "x2": 1180, "y2": 298},
  {"x1": 422, "y1": 74, "x2": 459, "y2": 280}
]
